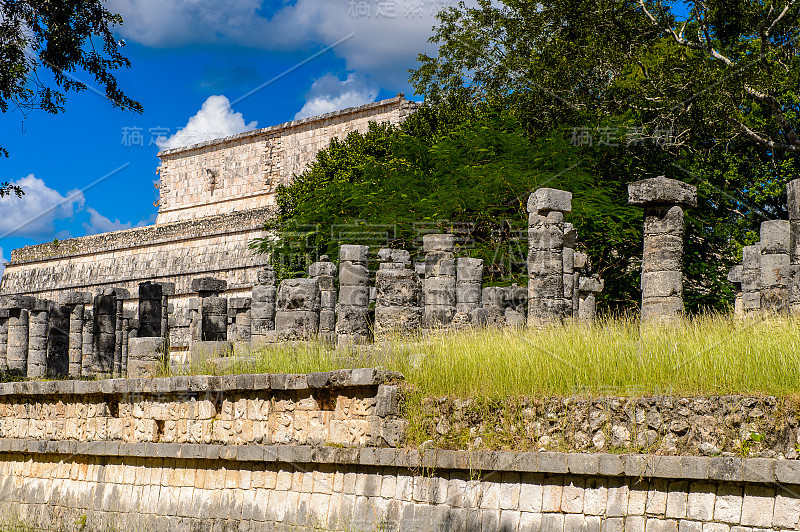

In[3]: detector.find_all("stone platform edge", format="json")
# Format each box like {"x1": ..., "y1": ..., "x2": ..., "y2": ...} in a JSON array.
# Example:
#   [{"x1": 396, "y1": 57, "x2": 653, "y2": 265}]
[
  {"x1": 0, "y1": 368, "x2": 400, "y2": 397},
  {"x1": 1, "y1": 439, "x2": 798, "y2": 485}
]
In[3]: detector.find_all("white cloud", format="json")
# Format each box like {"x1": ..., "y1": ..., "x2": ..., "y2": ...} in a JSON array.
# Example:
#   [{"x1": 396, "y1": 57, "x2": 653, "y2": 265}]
[
  {"x1": 107, "y1": 0, "x2": 480, "y2": 88},
  {"x1": 156, "y1": 95, "x2": 257, "y2": 150},
  {"x1": 82, "y1": 208, "x2": 150, "y2": 235},
  {"x1": 0, "y1": 174, "x2": 84, "y2": 239},
  {"x1": 295, "y1": 73, "x2": 377, "y2": 119}
]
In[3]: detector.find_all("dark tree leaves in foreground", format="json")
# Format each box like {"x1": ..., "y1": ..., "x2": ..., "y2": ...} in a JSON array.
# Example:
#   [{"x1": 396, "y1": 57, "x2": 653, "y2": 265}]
[{"x1": 1, "y1": 0, "x2": 142, "y2": 158}]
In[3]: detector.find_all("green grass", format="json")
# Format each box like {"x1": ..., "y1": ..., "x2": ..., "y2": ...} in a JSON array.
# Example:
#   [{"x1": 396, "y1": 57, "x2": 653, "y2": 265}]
[{"x1": 177, "y1": 313, "x2": 800, "y2": 398}]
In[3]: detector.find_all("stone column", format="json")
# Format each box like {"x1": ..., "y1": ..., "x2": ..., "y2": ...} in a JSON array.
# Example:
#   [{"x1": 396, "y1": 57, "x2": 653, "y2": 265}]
[
  {"x1": 228, "y1": 298, "x2": 252, "y2": 342},
  {"x1": 504, "y1": 285, "x2": 528, "y2": 327},
  {"x1": 60, "y1": 292, "x2": 91, "y2": 378},
  {"x1": 759, "y1": 220, "x2": 790, "y2": 313},
  {"x1": 374, "y1": 249, "x2": 422, "y2": 339},
  {"x1": 121, "y1": 312, "x2": 132, "y2": 378},
  {"x1": 627, "y1": 176, "x2": 697, "y2": 323},
  {"x1": 6, "y1": 297, "x2": 33, "y2": 376},
  {"x1": 527, "y1": 188, "x2": 572, "y2": 326},
  {"x1": 456, "y1": 257, "x2": 483, "y2": 315},
  {"x1": 46, "y1": 302, "x2": 69, "y2": 377},
  {"x1": 741, "y1": 245, "x2": 762, "y2": 313},
  {"x1": 276, "y1": 278, "x2": 321, "y2": 341},
  {"x1": 81, "y1": 307, "x2": 94, "y2": 377},
  {"x1": 728, "y1": 265, "x2": 744, "y2": 317},
  {"x1": 788, "y1": 179, "x2": 800, "y2": 314},
  {"x1": 562, "y1": 223, "x2": 577, "y2": 320},
  {"x1": 251, "y1": 267, "x2": 277, "y2": 344},
  {"x1": 309, "y1": 256, "x2": 338, "y2": 344},
  {"x1": 578, "y1": 275, "x2": 604, "y2": 322},
  {"x1": 26, "y1": 299, "x2": 50, "y2": 378},
  {"x1": 0, "y1": 308, "x2": 7, "y2": 372},
  {"x1": 423, "y1": 235, "x2": 456, "y2": 329},
  {"x1": 111, "y1": 288, "x2": 129, "y2": 378},
  {"x1": 191, "y1": 278, "x2": 228, "y2": 341},
  {"x1": 93, "y1": 290, "x2": 117, "y2": 376},
  {"x1": 573, "y1": 252, "x2": 589, "y2": 318},
  {"x1": 336, "y1": 245, "x2": 371, "y2": 346},
  {"x1": 138, "y1": 281, "x2": 163, "y2": 337}
]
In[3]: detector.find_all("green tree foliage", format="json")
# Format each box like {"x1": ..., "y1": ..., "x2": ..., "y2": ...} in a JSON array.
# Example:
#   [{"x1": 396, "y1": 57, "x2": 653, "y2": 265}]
[
  {"x1": 253, "y1": 102, "x2": 648, "y2": 311},
  {"x1": 408, "y1": 0, "x2": 800, "y2": 312},
  {"x1": 1, "y1": 0, "x2": 142, "y2": 158}
]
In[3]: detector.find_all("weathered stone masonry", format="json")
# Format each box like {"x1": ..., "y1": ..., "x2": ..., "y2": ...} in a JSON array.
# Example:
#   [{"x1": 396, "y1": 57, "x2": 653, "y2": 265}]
[{"x1": 1, "y1": 372, "x2": 800, "y2": 531}]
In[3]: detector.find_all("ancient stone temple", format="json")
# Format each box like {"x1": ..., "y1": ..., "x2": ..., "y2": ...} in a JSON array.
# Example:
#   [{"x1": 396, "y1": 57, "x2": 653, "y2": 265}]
[{"x1": 0, "y1": 95, "x2": 416, "y2": 356}]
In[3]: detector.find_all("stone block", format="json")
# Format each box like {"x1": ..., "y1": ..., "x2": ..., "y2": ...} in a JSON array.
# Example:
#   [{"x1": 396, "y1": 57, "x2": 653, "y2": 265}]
[
  {"x1": 191, "y1": 277, "x2": 227, "y2": 294},
  {"x1": 126, "y1": 337, "x2": 165, "y2": 378},
  {"x1": 0, "y1": 295, "x2": 35, "y2": 309},
  {"x1": 578, "y1": 275, "x2": 604, "y2": 293},
  {"x1": 457, "y1": 257, "x2": 483, "y2": 281},
  {"x1": 642, "y1": 234, "x2": 684, "y2": 271},
  {"x1": 377, "y1": 248, "x2": 411, "y2": 264},
  {"x1": 423, "y1": 306, "x2": 456, "y2": 328},
  {"x1": 641, "y1": 271, "x2": 683, "y2": 298},
  {"x1": 277, "y1": 278, "x2": 321, "y2": 311},
  {"x1": 528, "y1": 249, "x2": 563, "y2": 274},
  {"x1": 275, "y1": 310, "x2": 319, "y2": 339},
  {"x1": 422, "y1": 234, "x2": 454, "y2": 252},
  {"x1": 742, "y1": 245, "x2": 761, "y2": 269},
  {"x1": 574, "y1": 252, "x2": 588, "y2": 270},
  {"x1": 760, "y1": 219, "x2": 790, "y2": 253},
  {"x1": 643, "y1": 205, "x2": 685, "y2": 235},
  {"x1": 641, "y1": 297, "x2": 684, "y2": 320},
  {"x1": 528, "y1": 274, "x2": 563, "y2": 299},
  {"x1": 788, "y1": 178, "x2": 800, "y2": 220},
  {"x1": 59, "y1": 291, "x2": 92, "y2": 305},
  {"x1": 308, "y1": 260, "x2": 337, "y2": 277},
  {"x1": 727, "y1": 265, "x2": 743, "y2": 284},
  {"x1": 760, "y1": 252, "x2": 790, "y2": 287},
  {"x1": 339, "y1": 244, "x2": 369, "y2": 263},
  {"x1": 627, "y1": 176, "x2": 697, "y2": 207},
  {"x1": 228, "y1": 298, "x2": 251, "y2": 310},
  {"x1": 338, "y1": 263, "x2": 370, "y2": 286},
  {"x1": 425, "y1": 253, "x2": 456, "y2": 277},
  {"x1": 338, "y1": 285, "x2": 369, "y2": 307},
  {"x1": 423, "y1": 277, "x2": 456, "y2": 306},
  {"x1": 456, "y1": 283, "x2": 482, "y2": 305},
  {"x1": 528, "y1": 188, "x2": 572, "y2": 213},
  {"x1": 376, "y1": 269, "x2": 422, "y2": 307}
]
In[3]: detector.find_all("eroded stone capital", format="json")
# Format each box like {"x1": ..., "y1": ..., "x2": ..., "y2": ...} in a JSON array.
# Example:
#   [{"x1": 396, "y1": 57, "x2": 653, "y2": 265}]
[{"x1": 627, "y1": 176, "x2": 697, "y2": 208}]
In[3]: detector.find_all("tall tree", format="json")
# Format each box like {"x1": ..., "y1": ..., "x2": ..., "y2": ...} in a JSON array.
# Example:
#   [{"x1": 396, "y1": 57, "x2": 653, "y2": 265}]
[
  {"x1": 409, "y1": 0, "x2": 800, "y2": 312},
  {"x1": 1, "y1": 0, "x2": 142, "y2": 158}
]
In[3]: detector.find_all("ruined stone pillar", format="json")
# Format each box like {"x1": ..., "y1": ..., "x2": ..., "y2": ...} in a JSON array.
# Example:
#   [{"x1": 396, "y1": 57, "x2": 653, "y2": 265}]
[
  {"x1": 456, "y1": 257, "x2": 483, "y2": 315},
  {"x1": 627, "y1": 176, "x2": 697, "y2": 322},
  {"x1": 6, "y1": 296, "x2": 34, "y2": 376},
  {"x1": 81, "y1": 307, "x2": 94, "y2": 377},
  {"x1": 251, "y1": 267, "x2": 277, "y2": 344},
  {"x1": 374, "y1": 249, "x2": 421, "y2": 339},
  {"x1": 46, "y1": 302, "x2": 69, "y2": 377},
  {"x1": 138, "y1": 281, "x2": 163, "y2": 337},
  {"x1": 578, "y1": 275, "x2": 604, "y2": 322},
  {"x1": 191, "y1": 278, "x2": 228, "y2": 341},
  {"x1": 93, "y1": 291, "x2": 117, "y2": 376},
  {"x1": 309, "y1": 256, "x2": 338, "y2": 343},
  {"x1": 423, "y1": 235, "x2": 456, "y2": 329},
  {"x1": 276, "y1": 278, "x2": 321, "y2": 341},
  {"x1": 336, "y1": 245, "x2": 371, "y2": 346},
  {"x1": 0, "y1": 308, "x2": 7, "y2": 372},
  {"x1": 573, "y1": 252, "x2": 589, "y2": 318},
  {"x1": 228, "y1": 298, "x2": 252, "y2": 342},
  {"x1": 563, "y1": 223, "x2": 577, "y2": 320},
  {"x1": 759, "y1": 220, "x2": 790, "y2": 313},
  {"x1": 111, "y1": 288, "x2": 129, "y2": 378},
  {"x1": 527, "y1": 188, "x2": 572, "y2": 326},
  {"x1": 728, "y1": 265, "x2": 744, "y2": 317},
  {"x1": 788, "y1": 179, "x2": 800, "y2": 314},
  {"x1": 60, "y1": 292, "x2": 91, "y2": 378},
  {"x1": 741, "y1": 245, "x2": 762, "y2": 313},
  {"x1": 27, "y1": 299, "x2": 49, "y2": 378}
]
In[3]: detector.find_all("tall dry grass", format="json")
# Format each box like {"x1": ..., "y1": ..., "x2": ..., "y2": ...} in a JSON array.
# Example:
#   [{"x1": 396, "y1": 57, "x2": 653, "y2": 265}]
[{"x1": 182, "y1": 313, "x2": 800, "y2": 398}]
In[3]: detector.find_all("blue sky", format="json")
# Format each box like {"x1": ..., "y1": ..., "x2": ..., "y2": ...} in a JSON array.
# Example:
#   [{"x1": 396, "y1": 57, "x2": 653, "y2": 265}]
[{"x1": 1, "y1": 0, "x2": 458, "y2": 274}]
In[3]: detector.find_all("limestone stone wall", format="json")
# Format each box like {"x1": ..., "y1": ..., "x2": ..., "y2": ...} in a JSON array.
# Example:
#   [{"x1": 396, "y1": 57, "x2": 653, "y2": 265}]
[
  {"x1": 0, "y1": 372, "x2": 799, "y2": 530},
  {"x1": 1, "y1": 442, "x2": 800, "y2": 531},
  {"x1": 155, "y1": 96, "x2": 416, "y2": 224}
]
